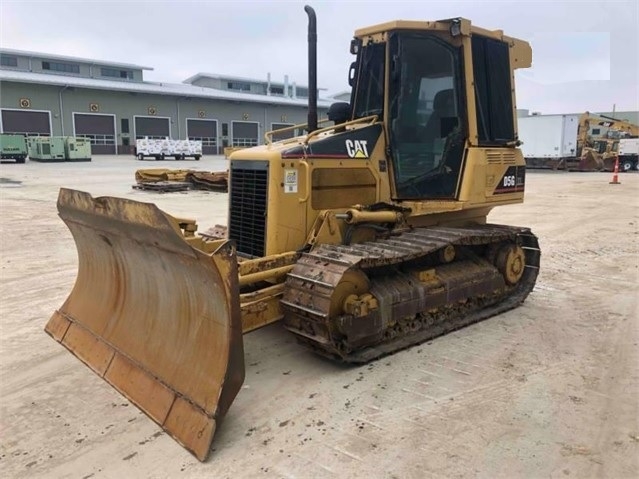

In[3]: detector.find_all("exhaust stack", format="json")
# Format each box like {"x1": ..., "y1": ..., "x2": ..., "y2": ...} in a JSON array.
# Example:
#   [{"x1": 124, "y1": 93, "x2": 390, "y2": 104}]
[{"x1": 304, "y1": 5, "x2": 318, "y2": 133}]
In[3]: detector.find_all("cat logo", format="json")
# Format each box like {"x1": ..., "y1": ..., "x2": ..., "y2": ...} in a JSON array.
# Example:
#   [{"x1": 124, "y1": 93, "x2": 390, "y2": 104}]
[{"x1": 345, "y1": 139, "x2": 369, "y2": 158}]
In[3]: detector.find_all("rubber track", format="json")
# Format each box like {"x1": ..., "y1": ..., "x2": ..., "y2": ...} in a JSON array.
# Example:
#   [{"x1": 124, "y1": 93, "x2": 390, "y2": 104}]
[{"x1": 282, "y1": 224, "x2": 540, "y2": 363}]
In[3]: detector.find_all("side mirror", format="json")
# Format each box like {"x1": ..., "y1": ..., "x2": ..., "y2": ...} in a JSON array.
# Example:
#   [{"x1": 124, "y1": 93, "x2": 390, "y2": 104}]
[{"x1": 327, "y1": 102, "x2": 351, "y2": 125}]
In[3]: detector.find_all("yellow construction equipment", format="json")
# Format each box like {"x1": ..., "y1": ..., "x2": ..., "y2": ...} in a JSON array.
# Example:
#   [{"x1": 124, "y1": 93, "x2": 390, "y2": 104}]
[
  {"x1": 46, "y1": 7, "x2": 540, "y2": 461},
  {"x1": 576, "y1": 112, "x2": 639, "y2": 171},
  {"x1": 577, "y1": 111, "x2": 639, "y2": 150}
]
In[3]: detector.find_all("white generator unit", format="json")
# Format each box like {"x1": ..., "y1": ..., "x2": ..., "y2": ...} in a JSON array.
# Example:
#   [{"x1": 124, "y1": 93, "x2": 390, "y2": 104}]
[{"x1": 135, "y1": 137, "x2": 202, "y2": 161}]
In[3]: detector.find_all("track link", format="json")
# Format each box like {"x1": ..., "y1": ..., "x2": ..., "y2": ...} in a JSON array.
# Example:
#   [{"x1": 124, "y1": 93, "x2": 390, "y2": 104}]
[{"x1": 281, "y1": 224, "x2": 540, "y2": 363}]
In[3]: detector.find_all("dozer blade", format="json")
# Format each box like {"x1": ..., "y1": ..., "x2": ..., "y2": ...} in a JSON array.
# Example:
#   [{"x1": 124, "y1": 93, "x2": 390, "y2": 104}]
[{"x1": 45, "y1": 188, "x2": 244, "y2": 461}]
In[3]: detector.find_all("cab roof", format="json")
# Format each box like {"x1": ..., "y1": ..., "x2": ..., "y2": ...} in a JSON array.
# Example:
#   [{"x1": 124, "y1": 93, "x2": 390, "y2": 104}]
[
  {"x1": 353, "y1": 18, "x2": 532, "y2": 69},
  {"x1": 355, "y1": 18, "x2": 499, "y2": 39}
]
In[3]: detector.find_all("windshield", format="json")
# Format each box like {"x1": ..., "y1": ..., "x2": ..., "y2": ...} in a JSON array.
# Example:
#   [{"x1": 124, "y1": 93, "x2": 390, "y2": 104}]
[
  {"x1": 389, "y1": 34, "x2": 466, "y2": 199},
  {"x1": 352, "y1": 42, "x2": 385, "y2": 119}
]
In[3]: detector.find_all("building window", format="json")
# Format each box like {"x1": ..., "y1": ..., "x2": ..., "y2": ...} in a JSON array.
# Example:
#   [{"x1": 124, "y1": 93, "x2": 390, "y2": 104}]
[
  {"x1": 270, "y1": 86, "x2": 284, "y2": 95},
  {"x1": 592, "y1": 128, "x2": 601, "y2": 135},
  {"x1": 121, "y1": 118, "x2": 130, "y2": 134},
  {"x1": 188, "y1": 136, "x2": 217, "y2": 147},
  {"x1": 233, "y1": 138, "x2": 258, "y2": 147},
  {"x1": 222, "y1": 123, "x2": 229, "y2": 136},
  {"x1": 1, "y1": 55, "x2": 18, "y2": 67},
  {"x1": 227, "y1": 81, "x2": 250, "y2": 92},
  {"x1": 76, "y1": 133, "x2": 115, "y2": 146},
  {"x1": 101, "y1": 67, "x2": 133, "y2": 79},
  {"x1": 42, "y1": 61, "x2": 80, "y2": 74}
]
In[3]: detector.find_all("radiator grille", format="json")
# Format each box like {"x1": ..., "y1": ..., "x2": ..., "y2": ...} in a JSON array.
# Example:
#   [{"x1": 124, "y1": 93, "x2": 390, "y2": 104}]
[{"x1": 228, "y1": 161, "x2": 268, "y2": 257}]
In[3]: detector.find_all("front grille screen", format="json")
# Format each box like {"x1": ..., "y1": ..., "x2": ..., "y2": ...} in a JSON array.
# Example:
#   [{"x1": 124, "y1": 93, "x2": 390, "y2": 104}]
[{"x1": 228, "y1": 161, "x2": 268, "y2": 257}]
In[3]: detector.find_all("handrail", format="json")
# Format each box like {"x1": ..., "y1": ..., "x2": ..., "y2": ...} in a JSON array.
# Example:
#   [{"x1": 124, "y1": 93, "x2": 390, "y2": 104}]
[
  {"x1": 264, "y1": 118, "x2": 331, "y2": 145},
  {"x1": 298, "y1": 159, "x2": 310, "y2": 203},
  {"x1": 264, "y1": 114, "x2": 380, "y2": 146},
  {"x1": 304, "y1": 115, "x2": 378, "y2": 144}
]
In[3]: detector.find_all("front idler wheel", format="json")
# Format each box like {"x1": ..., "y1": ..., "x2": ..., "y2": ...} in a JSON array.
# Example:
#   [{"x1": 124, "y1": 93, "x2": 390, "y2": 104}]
[{"x1": 494, "y1": 243, "x2": 526, "y2": 285}]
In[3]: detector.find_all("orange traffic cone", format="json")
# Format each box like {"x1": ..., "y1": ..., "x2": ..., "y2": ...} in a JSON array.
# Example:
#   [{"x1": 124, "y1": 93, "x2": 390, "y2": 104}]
[{"x1": 609, "y1": 156, "x2": 621, "y2": 185}]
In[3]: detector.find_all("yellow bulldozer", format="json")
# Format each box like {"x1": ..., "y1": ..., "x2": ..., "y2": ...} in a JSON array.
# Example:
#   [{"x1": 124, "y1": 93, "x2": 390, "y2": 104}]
[{"x1": 46, "y1": 7, "x2": 540, "y2": 461}]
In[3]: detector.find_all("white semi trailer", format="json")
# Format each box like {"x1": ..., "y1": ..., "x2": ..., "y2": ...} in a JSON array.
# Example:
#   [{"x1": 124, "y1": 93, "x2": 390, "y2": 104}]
[
  {"x1": 617, "y1": 138, "x2": 639, "y2": 171},
  {"x1": 517, "y1": 114, "x2": 581, "y2": 169}
]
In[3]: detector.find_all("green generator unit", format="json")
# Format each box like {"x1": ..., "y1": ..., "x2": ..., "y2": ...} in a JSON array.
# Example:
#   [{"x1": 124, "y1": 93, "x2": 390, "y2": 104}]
[
  {"x1": 0, "y1": 134, "x2": 27, "y2": 163},
  {"x1": 28, "y1": 137, "x2": 66, "y2": 162},
  {"x1": 63, "y1": 137, "x2": 92, "y2": 162},
  {"x1": 25, "y1": 136, "x2": 38, "y2": 156}
]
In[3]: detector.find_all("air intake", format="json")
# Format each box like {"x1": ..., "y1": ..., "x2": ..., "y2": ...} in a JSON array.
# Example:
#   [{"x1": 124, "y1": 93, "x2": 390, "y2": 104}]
[{"x1": 486, "y1": 150, "x2": 517, "y2": 165}]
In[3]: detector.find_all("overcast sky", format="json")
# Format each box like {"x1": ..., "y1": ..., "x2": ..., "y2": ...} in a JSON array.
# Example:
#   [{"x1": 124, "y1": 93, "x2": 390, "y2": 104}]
[{"x1": 1, "y1": 0, "x2": 637, "y2": 115}]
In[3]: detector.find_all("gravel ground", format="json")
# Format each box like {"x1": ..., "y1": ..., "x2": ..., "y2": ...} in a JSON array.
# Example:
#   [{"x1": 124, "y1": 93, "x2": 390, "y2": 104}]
[{"x1": 0, "y1": 155, "x2": 637, "y2": 479}]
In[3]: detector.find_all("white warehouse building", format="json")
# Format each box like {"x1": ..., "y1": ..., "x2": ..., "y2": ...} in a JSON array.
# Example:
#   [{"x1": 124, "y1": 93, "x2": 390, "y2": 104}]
[{"x1": 0, "y1": 49, "x2": 332, "y2": 155}]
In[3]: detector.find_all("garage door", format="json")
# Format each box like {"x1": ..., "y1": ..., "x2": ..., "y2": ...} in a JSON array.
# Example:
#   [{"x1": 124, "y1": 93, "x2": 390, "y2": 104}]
[
  {"x1": 232, "y1": 121, "x2": 258, "y2": 147},
  {"x1": 187, "y1": 119, "x2": 218, "y2": 154},
  {"x1": 73, "y1": 113, "x2": 116, "y2": 154},
  {"x1": 135, "y1": 116, "x2": 170, "y2": 140},
  {"x1": 1, "y1": 109, "x2": 51, "y2": 136},
  {"x1": 270, "y1": 122, "x2": 295, "y2": 142}
]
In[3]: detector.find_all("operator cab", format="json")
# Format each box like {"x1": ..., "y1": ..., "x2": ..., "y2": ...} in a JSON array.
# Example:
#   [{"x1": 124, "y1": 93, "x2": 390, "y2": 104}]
[{"x1": 343, "y1": 21, "x2": 520, "y2": 201}]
